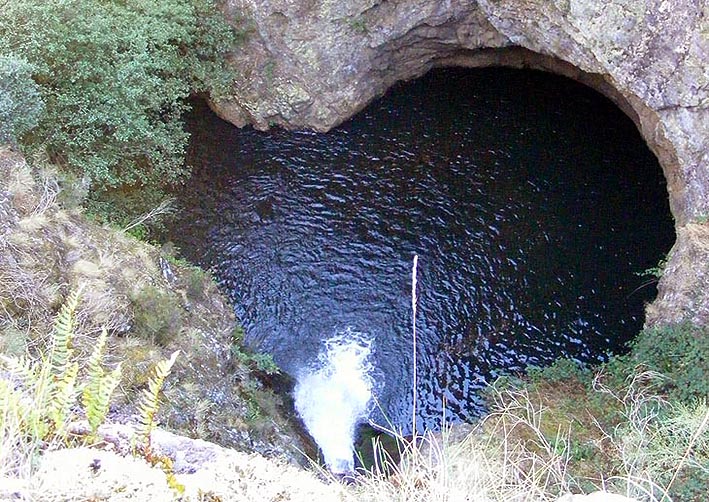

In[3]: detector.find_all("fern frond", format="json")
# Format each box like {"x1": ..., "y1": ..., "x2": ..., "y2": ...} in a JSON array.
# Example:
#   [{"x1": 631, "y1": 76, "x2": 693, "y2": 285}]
[
  {"x1": 0, "y1": 378, "x2": 24, "y2": 429},
  {"x1": 82, "y1": 328, "x2": 123, "y2": 434},
  {"x1": 0, "y1": 379, "x2": 28, "y2": 459},
  {"x1": 82, "y1": 328, "x2": 108, "y2": 421},
  {"x1": 137, "y1": 350, "x2": 179, "y2": 453},
  {"x1": 1, "y1": 355, "x2": 49, "y2": 440},
  {"x1": 1, "y1": 354, "x2": 40, "y2": 389},
  {"x1": 84, "y1": 367, "x2": 122, "y2": 435},
  {"x1": 47, "y1": 361, "x2": 79, "y2": 438},
  {"x1": 48, "y1": 287, "x2": 82, "y2": 377},
  {"x1": 92, "y1": 362, "x2": 121, "y2": 429},
  {"x1": 35, "y1": 287, "x2": 84, "y2": 438},
  {"x1": 2, "y1": 288, "x2": 128, "y2": 453}
]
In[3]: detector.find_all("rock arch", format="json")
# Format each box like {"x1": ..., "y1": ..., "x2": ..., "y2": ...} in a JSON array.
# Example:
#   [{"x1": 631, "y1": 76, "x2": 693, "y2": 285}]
[{"x1": 215, "y1": 0, "x2": 709, "y2": 325}]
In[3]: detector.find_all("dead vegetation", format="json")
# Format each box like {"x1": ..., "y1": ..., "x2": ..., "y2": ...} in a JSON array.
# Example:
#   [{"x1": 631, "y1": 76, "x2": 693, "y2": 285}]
[{"x1": 0, "y1": 145, "x2": 311, "y2": 464}]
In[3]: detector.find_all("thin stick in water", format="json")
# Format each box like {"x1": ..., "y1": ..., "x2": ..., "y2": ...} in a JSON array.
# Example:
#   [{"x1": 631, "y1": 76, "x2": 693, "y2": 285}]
[{"x1": 411, "y1": 254, "x2": 419, "y2": 439}]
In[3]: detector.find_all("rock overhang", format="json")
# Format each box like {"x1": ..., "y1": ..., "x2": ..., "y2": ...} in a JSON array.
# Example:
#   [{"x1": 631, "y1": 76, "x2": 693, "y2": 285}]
[{"x1": 215, "y1": 0, "x2": 709, "y2": 326}]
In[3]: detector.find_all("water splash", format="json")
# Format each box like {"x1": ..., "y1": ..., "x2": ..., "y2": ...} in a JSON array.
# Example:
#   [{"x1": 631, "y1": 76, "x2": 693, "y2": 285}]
[{"x1": 294, "y1": 329, "x2": 375, "y2": 474}]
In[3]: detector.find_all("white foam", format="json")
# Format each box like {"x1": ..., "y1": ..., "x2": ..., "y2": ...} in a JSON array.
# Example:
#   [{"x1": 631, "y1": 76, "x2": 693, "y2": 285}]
[{"x1": 294, "y1": 329, "x2": 375, "y2": 474}]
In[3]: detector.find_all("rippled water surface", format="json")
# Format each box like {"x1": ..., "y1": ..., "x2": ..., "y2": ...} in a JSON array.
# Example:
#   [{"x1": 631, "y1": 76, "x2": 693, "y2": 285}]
[{"x1": 169, "y1": 68, "x2": 674, "y2": 433}]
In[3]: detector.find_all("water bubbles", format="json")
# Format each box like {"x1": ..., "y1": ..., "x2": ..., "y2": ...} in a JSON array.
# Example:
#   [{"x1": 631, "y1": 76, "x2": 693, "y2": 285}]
[{"x1": 293, "y1": 328, "x2": 377, "y2": 474}]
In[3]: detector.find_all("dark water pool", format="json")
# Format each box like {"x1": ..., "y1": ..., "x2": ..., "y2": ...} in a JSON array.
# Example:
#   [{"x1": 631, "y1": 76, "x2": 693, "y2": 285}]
[{"x1": 168, "y1": 67, "x2": 674, "y2": 434}]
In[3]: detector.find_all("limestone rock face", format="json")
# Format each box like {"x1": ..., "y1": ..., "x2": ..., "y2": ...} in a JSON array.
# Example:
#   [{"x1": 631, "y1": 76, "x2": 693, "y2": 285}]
[
  {"x1": 219, "y1": 0, "x2": 508, "y2": 131},
  {"x1": 216, "y1": 0, "x2": 709, "y2": 325},
  {"x1": 646, "y1": 223, "x2": 709, "y2": 327}
]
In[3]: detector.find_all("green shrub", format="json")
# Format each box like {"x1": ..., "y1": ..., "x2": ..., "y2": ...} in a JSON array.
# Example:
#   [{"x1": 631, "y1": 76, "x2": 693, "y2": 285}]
[
  {"x1": 231, "y1": 346, "x2": 280, "y2": 376},
  {"x1": 527, "y1": 358, "x2": 591, "y2": 385},
  {"x1": 229, "y1": 325, "x2": 280, "y2": 375},
  {"x1": 0, "y1": 55, "x2": 44, "y2": 145},
  {"x1": 525, "y1": 322, "x2": 709, "y2": 405},
  {"x1": 0, "y1": 0, "x2": 238, "y2": 221},
  {"x1": 628, "y1": 323, "x2": 709, "y2": 403},
  {"x1": 248, "y1": 352, "x2": 280, "y2": 375}
]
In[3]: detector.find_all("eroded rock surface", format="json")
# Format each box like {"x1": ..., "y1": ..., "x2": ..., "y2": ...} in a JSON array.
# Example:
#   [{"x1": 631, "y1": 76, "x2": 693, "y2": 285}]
[
  {"x1": 18, "y1": 426, "x2": 343, "y2": 502},
  {"x1": 216, "y1": 0, "x2": 708, "y2": 325},
  {"x1": 647, "y1": 222, "x2": 709, "y2": 327}
]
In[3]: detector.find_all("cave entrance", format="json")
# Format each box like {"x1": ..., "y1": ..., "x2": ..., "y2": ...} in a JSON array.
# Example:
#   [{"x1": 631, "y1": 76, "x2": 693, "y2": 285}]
[{"x1": 172, "y1": 64, "x2": 676, "y2": 437}]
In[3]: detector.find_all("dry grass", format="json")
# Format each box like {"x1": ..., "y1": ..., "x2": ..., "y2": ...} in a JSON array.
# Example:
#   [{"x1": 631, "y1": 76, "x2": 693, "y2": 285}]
[
  {"x1": 0, "y1": 146, "x2": 316, "y2": 487},
  {"x1": 342, "y1": 373, "x2": 708, "y2": 502},
  {"x1": 347, "y1": 392, "x2": 574, "y2": 502},
  {"x1": 590, "y1": 372, "x2": 709, "y2": 501}
]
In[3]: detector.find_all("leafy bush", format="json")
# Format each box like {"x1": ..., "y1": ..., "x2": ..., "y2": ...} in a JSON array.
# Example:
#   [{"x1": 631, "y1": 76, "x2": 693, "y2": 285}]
[
  {"x1": 0, "y1": 0, "x2": 238, "y2": 221},
  {"x1": 527, "y1": 358, "x2": 591, "y2": 385},
  {"x1": 525, "y1": 322, "x2": 709, "y2": 405},
  {"x1": 627, "y1": 323, "x2": 709, "y2": 403},
  {"x1": 0, "y1": 55, "x2": 44, "y2": 145},
  {"x1": 229, "y1": 325, "x2": 280, "y2": 375}
]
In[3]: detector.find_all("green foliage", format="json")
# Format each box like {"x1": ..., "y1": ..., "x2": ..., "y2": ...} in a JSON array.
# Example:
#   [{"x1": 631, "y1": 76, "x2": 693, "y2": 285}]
[
  {"x1": 0, "y1": 289, "x2": 122, "y2": 452},
  {"x1": 246, "y1": 352, "x2": 280, "y2": 376},
  {"x1": 131, "y1": 349, "x2": 184, "y2": 495},
  {"x1": 124, "y1": 224, "x2": 151, "y2": 243},
  {"x1": 638, "y1": 256, "x2": 668, "y2": 279},
  {"x1": 526, "y1": 322, "x2": 709, "y2": 407},
  {"x1": 627, "y1": 323, "x2": 709, "y2": 403},
  {"x1": 1, "y1": 288, "x2": 184, "y2": 483},
  {"x1": 231, "y1": 343, "x2": 280, "y2": 376},
  {"x1": 231, "y1": 325, "x2": 246, "y2": 345},
  {"x1": 0, "y1": 0, "x2": 238, "y2": 220},
  {"x1": 136, "y1": 350, "x2": 180, "y2": 456},
  {"x1": 347, "y1": 17, "x2": 369, "y2": 34},
  {"x1": 35, "y1": 288, "x2": 82, "y2": 440},
  {"x1": 229, "y1": 325, "x2": 279, "y2": 375},
  {"x1": 231, "y1": 346, "x2": 280, "y2": 375},
  {"x1": 82, "y1": 328, "x2": 122, "y2": 436},
  {"x1": 527, "y1": 358, "x2": 591, "y2": 385},
  {"x1": 0, "y1": 55, "x2": 44, "y2": 145}
]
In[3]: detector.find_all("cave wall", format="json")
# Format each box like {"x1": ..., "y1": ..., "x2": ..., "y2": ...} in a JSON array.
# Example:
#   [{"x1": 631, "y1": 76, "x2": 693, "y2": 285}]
[{"x1": 215, "y1": 0, "x2": 709, "y2": 326}]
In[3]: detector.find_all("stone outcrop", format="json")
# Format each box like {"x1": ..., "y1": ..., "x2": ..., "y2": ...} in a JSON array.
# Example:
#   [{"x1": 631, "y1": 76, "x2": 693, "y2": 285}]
[
  {"x1": 4, "y1": 425, "x2": 343, "y2": 502},
  {"x1": 646, "y1": 222, "x2": 709, "y2": 326},
  {"x1": 216, "y1": 0, "x2": 709, "y2": 325}
]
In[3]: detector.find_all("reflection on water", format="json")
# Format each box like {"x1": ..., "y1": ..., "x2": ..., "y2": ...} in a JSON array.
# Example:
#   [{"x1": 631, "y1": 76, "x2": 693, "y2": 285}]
[{"x1": 168, "y1": 68, "x2": 674, "y2": 434}]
